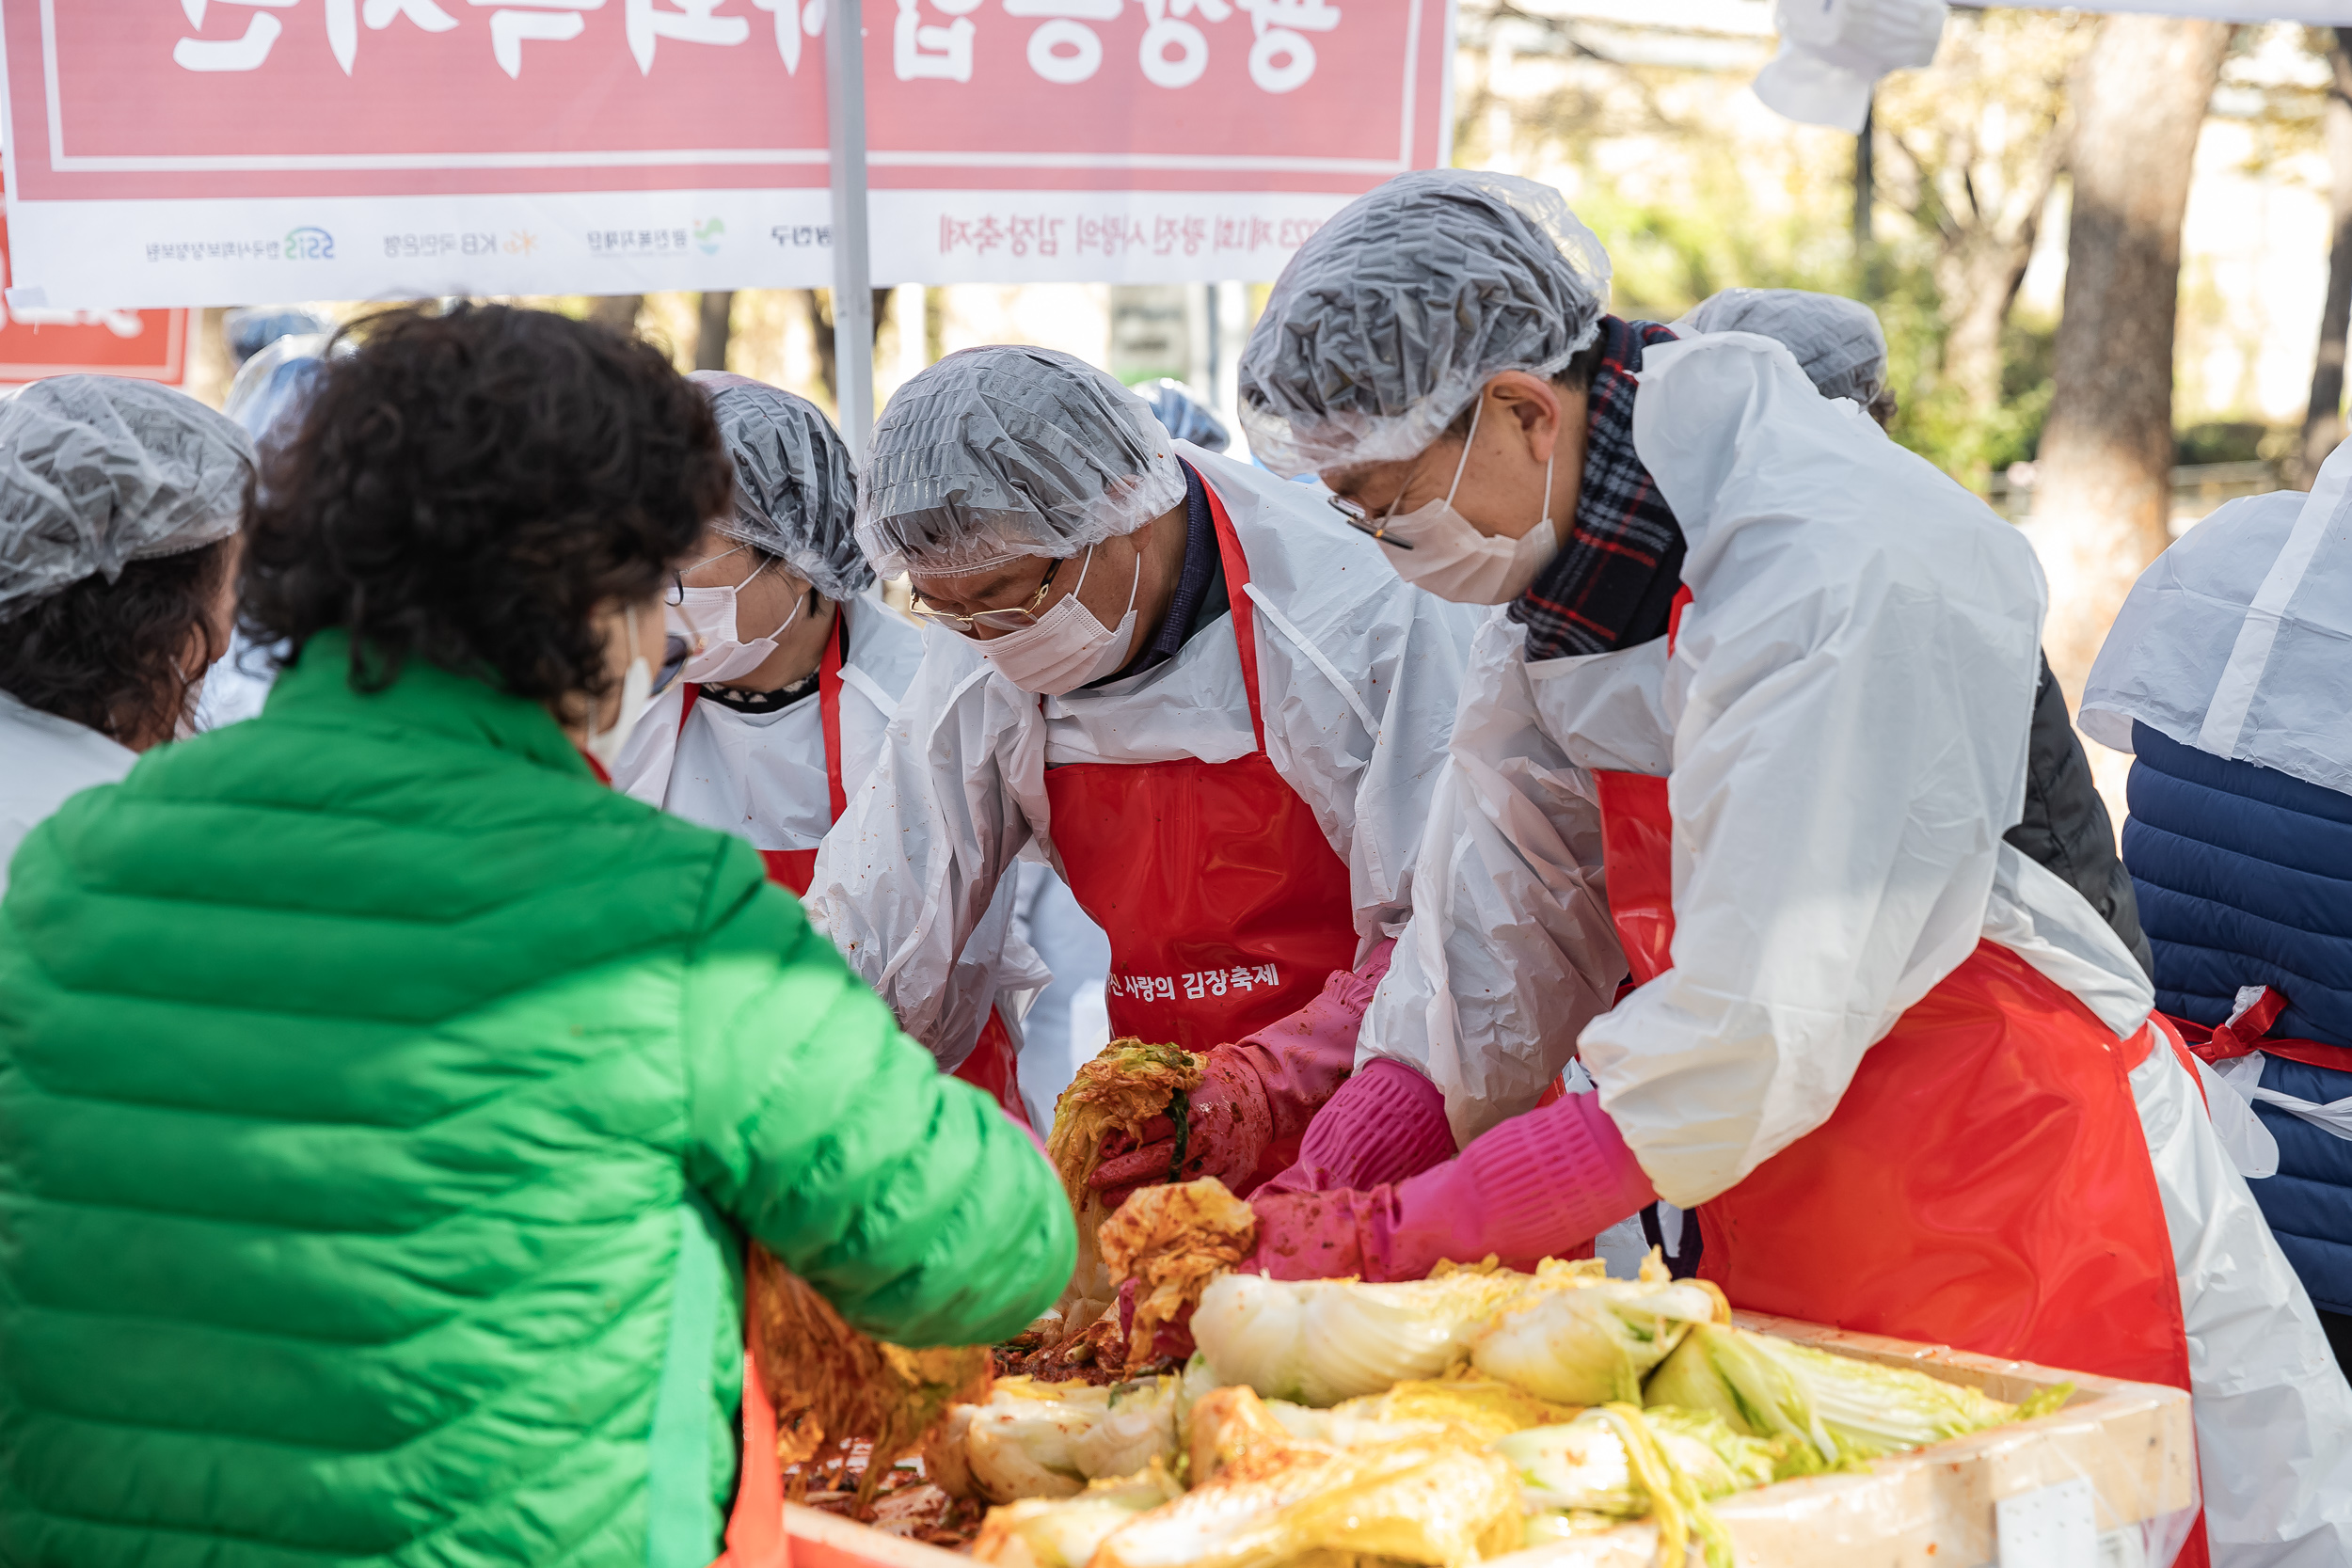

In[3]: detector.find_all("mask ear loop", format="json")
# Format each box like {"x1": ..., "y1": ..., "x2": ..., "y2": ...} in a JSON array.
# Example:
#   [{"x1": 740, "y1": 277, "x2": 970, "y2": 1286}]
[
  {"x1": 1440, "y1": 394, "x2": 1486, "y2": 511},
  {"x1": 1537, "y1": 444, "x2": 1557, "y2": 542},
  {"x1": 762, "y1": 571, "x2": 805, "y2": 643},
  {"x1": 585, "y1": 602, "x2": 639, "y2": 760}
]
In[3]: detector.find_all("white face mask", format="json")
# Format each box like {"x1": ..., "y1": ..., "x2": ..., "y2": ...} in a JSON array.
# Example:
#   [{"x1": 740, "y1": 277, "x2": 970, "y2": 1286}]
[
  {"x1": 1374, "y1": 399, "x2": 1561, "y2": 605},
  {"x1": 583, "y1": 604, "x2": 657, "y2": 769},
  {"x1": 976, "y1": 543, "x2": 1142, "y2": 695},
  {"x1": 674, "y1": 547, "x2": 798, "y2": 685}
]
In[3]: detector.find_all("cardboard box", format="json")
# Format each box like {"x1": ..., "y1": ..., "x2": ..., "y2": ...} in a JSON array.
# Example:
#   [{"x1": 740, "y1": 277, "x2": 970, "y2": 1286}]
[
  {"x1": 1490, "y1": 1312, "x2": 2198, "y2": 1568},
  {"x1": 782, "y1": 1310, "x2": 2197, "y2": 1568}
]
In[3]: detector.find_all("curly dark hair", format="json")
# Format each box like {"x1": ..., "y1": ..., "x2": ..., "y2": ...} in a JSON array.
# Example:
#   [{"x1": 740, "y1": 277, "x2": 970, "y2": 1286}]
[
  {"x1": 242, "y1": 302, "x2": 732, "y2": 706},
  {"x1": 0, "y1": 538, "x2": 236, "y2": 749}
]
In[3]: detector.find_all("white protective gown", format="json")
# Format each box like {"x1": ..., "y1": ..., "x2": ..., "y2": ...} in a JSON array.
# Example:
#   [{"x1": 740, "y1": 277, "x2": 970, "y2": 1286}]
[
  {"x1": 1360, "y1": 333, "x2": 2352, "y2": 1565},
  {"x1": 608, "y1": 590, "x2": 1037, "y2": 1072},
  {"x1": 0, "y1": 689, "x2": 136, "y2": 900},
  {"x1": 805, "y1": 442, "x2": 1482, "y2": 1062}
]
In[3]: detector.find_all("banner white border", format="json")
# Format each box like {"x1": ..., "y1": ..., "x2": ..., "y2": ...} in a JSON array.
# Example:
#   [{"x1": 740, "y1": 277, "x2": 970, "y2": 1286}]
[{"x1": 28, "y1": 0, "x2": 1425, "y2": 180}]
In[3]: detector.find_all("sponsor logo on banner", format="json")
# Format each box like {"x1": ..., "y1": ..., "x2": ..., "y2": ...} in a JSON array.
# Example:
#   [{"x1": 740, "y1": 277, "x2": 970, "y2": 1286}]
[
  {"x1": 283, "y1": 226, "x2": 336, "y2": 261},
  {"x1": 383, "y1": 231, "x2": 501, "y2": 260},
  {"x1": 693, "y1": 216, "x2": 726, "y2": 254},
  {"x1": 588, "y1": 226, "x2": 697, "y2": 257}
]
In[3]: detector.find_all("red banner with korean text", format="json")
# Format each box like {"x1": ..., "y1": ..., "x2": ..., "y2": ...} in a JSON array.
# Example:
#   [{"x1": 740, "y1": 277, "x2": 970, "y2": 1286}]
[{"x1": 0, "y1": 0, "x2": 1453, "y2": 307}]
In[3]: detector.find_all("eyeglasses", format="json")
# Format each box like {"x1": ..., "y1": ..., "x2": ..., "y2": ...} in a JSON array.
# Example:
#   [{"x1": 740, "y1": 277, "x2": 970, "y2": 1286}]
[
  {"x1": 909, "y1": 552, "x2": 1070, "y2": 635},
  {"x1": 1326, "y1": 491, "x2": 1415, "y2": 549},
  {"x1": 653, "y1": 602, "x2": 705, "y2": 696}
]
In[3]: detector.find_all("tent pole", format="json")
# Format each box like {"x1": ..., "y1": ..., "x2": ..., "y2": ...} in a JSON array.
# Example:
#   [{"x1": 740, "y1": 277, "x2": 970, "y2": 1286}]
[{"x1": 826, "y1": 0, "x2": 875, "y2": 462}]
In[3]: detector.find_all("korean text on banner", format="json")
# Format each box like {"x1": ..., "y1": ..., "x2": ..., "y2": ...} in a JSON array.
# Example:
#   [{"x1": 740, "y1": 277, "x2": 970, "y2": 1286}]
[{"x1": 0, "y1": 0, "x2": 1454, "y2": 307}]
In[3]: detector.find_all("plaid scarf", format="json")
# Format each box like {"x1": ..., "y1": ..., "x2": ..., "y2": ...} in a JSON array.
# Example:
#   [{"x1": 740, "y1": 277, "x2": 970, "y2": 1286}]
[{"x1": 1508, "y1": 316, "x2": 1686, "y2": 661}]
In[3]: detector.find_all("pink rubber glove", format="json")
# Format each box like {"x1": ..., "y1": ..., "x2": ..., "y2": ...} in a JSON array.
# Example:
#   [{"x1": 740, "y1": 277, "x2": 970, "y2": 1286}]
[
  {"x1": 1240, "y1": 1090, "x2": 1658, "y2": 1283},
  {"x1": 1259, "y1": 1058, "x2": 1458, "y2": 1196},
  {"x1": 1091, "y1": 941, "x2": 1396, "y2": 1208}
]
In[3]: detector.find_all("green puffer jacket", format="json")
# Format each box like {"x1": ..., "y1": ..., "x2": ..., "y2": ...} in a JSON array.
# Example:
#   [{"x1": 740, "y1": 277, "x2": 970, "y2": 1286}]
[{"x1": 0, "y1": 632, "x2": 1075, "y2": 1568}]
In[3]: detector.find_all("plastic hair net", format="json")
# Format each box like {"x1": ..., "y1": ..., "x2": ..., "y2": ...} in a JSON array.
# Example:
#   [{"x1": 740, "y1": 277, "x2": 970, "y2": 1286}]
[
  {"x1": 1136, "y1": 377, "x2": 1231, "y2": 452},
  {"x1": 223, "y1": 331, "x2": 332, "y2": 454},
  {"x1": 1674, "y1": 288, "x2": 1889, "y2": 409},
  {"x1": 0, "y1": 374, "x2": 255, "y2": 621},
  {"x1": 691, "y1": 371, "x2": 874, "y2": 600},
  {"x1": 1236, "y1": 169, "x2": 1613, "y2": 477},
  {"x1": 856, "y1": 345, "x2": 1184, "y2": 578},
  {"x1": 224, "y1": 305, "x2": 331, "y2": 366}
]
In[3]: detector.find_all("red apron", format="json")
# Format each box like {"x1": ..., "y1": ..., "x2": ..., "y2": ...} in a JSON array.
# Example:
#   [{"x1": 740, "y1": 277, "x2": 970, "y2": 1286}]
[
  {"x1": 686, "y1": 617, "x2": 1030, "y2": 1126},
  {"x1": 1043, "y1": 479, "x2": 1361, "y2": 1180},
  {"x1": 712, "y1": 1329, "x2": 787, "y2": 1568},
  {"x1": 1589, "y1": 766, "x2": 2203, "y2": 1561}
]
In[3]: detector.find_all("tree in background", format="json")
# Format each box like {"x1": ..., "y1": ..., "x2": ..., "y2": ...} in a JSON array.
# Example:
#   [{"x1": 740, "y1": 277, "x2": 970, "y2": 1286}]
[
  {"x1": 798, "y1": 287, "x2": 895, "y2": 411},
  {"x1": 1459, "y1": 1, "x2": 2086, "y2": 490},
  {"x1": 588, "y1": 294, "x2": 643, "y2": 336},
  {"x1": 696, "y1": 291, "x2": 735, "y2": 373},
  {"x1": 2033, "y1": 15, "x2": 2233, "y2": 700},
  {"x1": 2303, "y1": 27, "x2": 2352, "y2": 475},
  {"x1": 1871, "y1": 11, "x2": 2093, "y2": 488}
]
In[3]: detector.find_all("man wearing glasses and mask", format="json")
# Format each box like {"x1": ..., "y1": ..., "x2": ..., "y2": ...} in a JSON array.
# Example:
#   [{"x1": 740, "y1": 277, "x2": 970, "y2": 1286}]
[{"x1": 806, "y1": 345, "x2": 1479, "y2": 1205}]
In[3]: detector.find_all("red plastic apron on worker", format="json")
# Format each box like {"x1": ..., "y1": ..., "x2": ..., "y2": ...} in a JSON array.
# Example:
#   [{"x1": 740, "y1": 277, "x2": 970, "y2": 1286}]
[
  {"x1": 1586, "y1": 591, "x2": 2203, "y2": 1560},
  {"x1": 683, "y1": 620, "x2": 1029, "y2": 1128},
  {"x1": 1594, "y1": 582, "x2": 2191, "y2": 1369},
  {"x1": 1044, "y1": 476, "x2": 1361, "y2": 1182},
  {"x1": 1596, "y1": 772, "x2": 2205, "y2": 1560}
]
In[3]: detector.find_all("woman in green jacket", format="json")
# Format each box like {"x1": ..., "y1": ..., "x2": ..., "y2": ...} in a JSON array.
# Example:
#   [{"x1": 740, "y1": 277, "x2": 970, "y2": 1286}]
[{"x1": 0, "y1": 303, "x2": 1075, "y2": 1568}]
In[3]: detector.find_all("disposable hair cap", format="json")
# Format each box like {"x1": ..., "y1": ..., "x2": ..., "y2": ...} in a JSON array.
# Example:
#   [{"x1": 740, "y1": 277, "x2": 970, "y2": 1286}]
[
  {"x1": 691, "y1": 371, "x2": 874, "y2": 601},
  {"x1": 223, "y1": 330, "x2": 335, "y2": 454},
  {"x1": 0, "y1": 374, "x2": 255, "y2": 622},
  {"x1": 1237, "y1": 169, "x2": 1613, "y2": 477},
  {"x1": 856, "y1": 345, "x2": 1184, "y2": 578},
  {"x1": 1675, "y1": 288, "x2": 1889, "y2": 410}
]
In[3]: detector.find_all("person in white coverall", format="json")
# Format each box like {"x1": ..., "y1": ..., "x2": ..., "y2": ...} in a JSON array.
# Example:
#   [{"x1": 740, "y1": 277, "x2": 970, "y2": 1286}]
[
  {"x1": 805, "y1": 346, "x2": 1479, "y2": 1196},
  {"x1": 1578, "y1": 286, "x2": 2158, "y2": 1280},
  {"x1": 1223, "y1": 169, "x2": 2350, "y2": 1567},
  {"x1": 607, "y1": 371, "x2": 1039, "y2": 1118}
]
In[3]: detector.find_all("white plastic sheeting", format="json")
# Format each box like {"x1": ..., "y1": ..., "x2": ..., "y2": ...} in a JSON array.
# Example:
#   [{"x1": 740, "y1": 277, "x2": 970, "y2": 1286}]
[
  {"x1": 1363, "y1": 332, "x2": 2073, "y2": 1182},
  {"x1": 1751, "y1": 0, "x2": 1946, "y2": 135},
  {"x1": 0, "y1": 689, "x2": 134, "y2": 902},
  {"x1": 611, "y1": 590, "x2": 922, "y2": 843},
  {"x1": 805, "y1": 442, "x2": 1481, "y2": 1061},
  {"x1": 2082, "y1": 437, "x2": 2352, "y2": 797},
  {"x1": 2134, "y1": 1039, "x2": 2352, "y2": 1567},
  {"x1": 607, "y1": 591, "x2": 1038, "y2": 1073}
]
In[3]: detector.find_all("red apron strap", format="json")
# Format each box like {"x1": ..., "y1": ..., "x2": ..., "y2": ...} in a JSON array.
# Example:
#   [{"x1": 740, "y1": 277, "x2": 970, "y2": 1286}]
[
  {"x1": 951, "y1": 1007, "x2": 1034, "y2": 1127},
  {"x1": 710, "y1": 1326, "x2": 787, "y2": 1568},
  {"x1": 1665, "y1": 584, "x2": 1693, "y2": 655},
  {"x1": 2167, "y1": 986, "x2": 2352, "y2": 1076},
  {"x1": 678, "y1": 681, "x2": 703, "y2": 736},
  {"x1": 1594, "y1": 770, "x2": 1675, "y2": 984},
  {"x1": 818, "y1": 612, "x2": 848, "y2": 824},
  {"x1": 1198, "y1": 475, "x2": 1268, "y2": 752}
]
